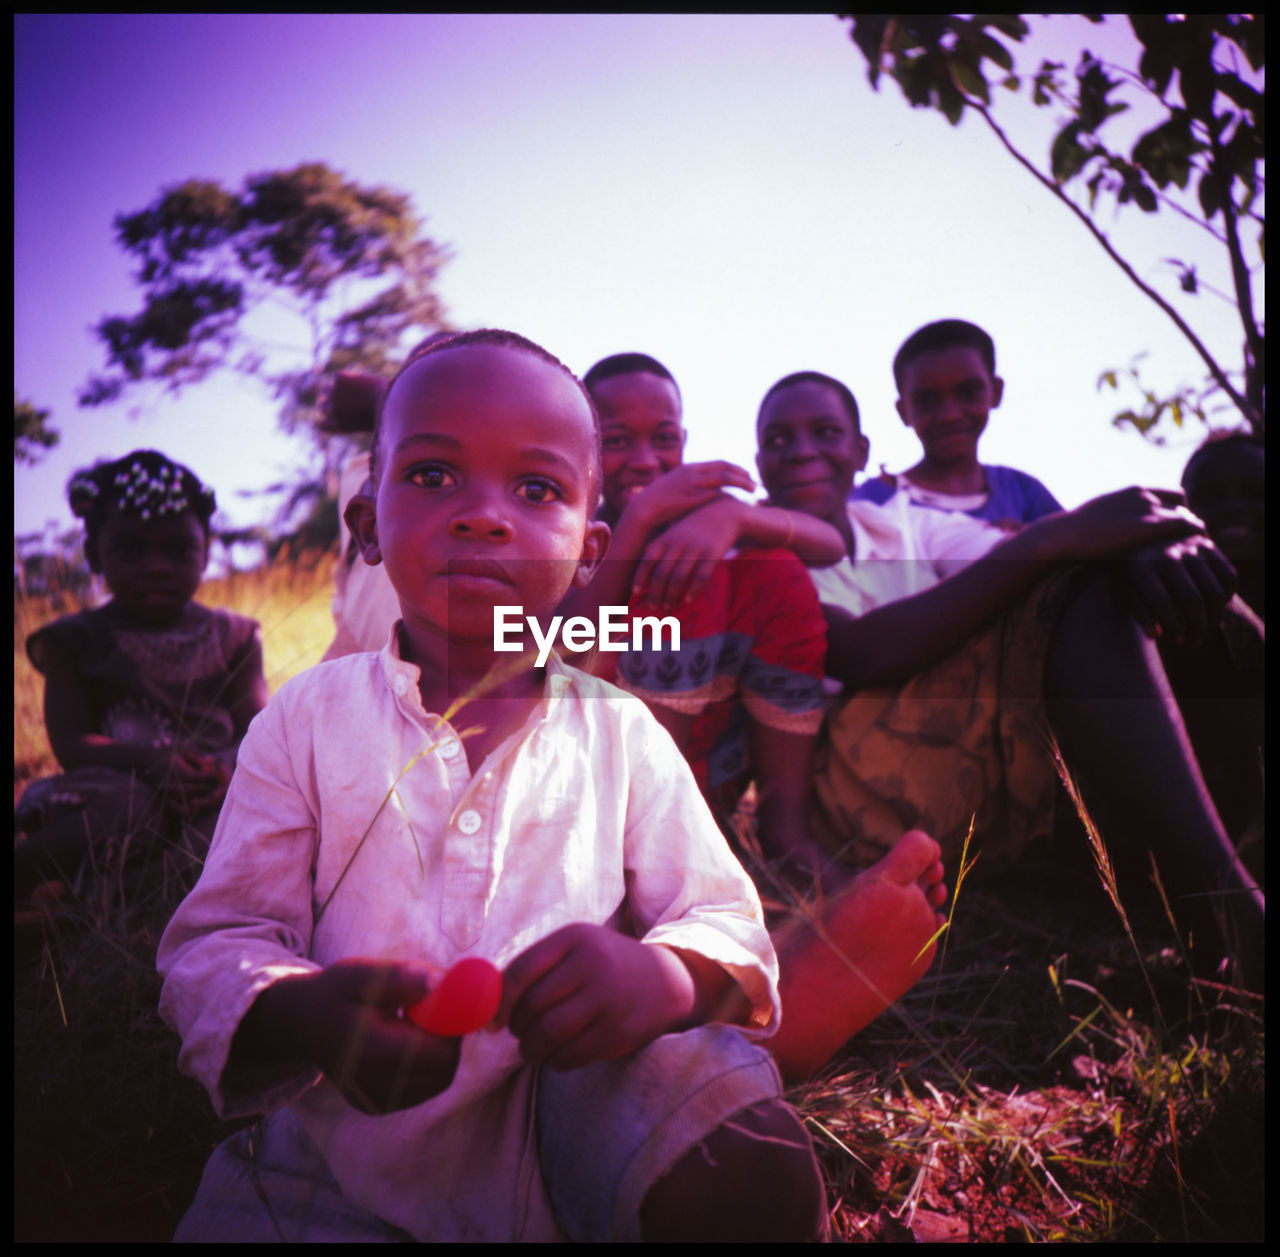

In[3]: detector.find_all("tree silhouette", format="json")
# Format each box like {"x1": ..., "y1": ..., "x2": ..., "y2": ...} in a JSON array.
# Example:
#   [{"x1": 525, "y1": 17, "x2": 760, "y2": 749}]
[
  {"x1": 15, "y1": 395, "x2": 59, "y2": 465},
  {"x1": 81, "y1": 162, "x2": 451, "y2": 436}
]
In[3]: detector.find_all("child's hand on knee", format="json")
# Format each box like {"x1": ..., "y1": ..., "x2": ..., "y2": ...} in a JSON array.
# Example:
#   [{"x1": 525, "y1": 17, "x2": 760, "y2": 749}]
[
  {"x1": 244, "y1": 959, "x2": 461, "y2": 1115},
  {"x1": 498, "y1": 924, "x2": 711, "y2": 1071},
  {"x1": 1119, "y1": 534, "x2": 1236, "y2": 645}
]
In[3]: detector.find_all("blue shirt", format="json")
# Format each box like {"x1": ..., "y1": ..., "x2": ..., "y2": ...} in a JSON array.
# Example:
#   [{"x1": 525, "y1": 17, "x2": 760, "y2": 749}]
[{"x1": 851, "y1": 464, "x2": 1062, "y2": 526}]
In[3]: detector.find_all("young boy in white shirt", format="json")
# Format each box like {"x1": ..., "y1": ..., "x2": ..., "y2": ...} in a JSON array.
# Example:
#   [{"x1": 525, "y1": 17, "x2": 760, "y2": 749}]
[{"x1": 158, "y1": 331, "x2": 827, "y2": 1242}]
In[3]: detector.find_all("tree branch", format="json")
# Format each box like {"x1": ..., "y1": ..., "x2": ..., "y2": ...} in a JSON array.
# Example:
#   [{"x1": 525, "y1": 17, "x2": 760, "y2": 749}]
[{"x1": 973, "y1": 102, "x2": 1258, "y2": 427}]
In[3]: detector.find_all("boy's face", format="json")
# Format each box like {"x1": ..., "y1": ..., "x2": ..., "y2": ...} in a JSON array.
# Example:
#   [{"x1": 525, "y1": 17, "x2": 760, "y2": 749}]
[
  {"x1": 896, "y1": 345, "x2": 1003, "y2": 468},
  {"x1": 96, "y1": 505, "x2": 208, "y2": 627},
  {"x1": 358, "y1": 345, "x2": 608, "y2": 650},
  {"x1": 756, "y1": 381, "x2": 868, "y2": 523},
  {"x1": 1183, "y1": 442, "x2": 1265, "y2": 563},
  {"x1": 591, "y1": 371, "x2": 686, "y2": 520}
]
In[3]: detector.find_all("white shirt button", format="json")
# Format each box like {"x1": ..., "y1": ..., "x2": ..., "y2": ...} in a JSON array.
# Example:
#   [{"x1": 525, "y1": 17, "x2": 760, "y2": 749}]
[
  {"x1": 440, "y1": 737, "x2": 461, "y2": 759},
  {"x1": 457, "y1": 809, "x2": 482, "y2": 835}
]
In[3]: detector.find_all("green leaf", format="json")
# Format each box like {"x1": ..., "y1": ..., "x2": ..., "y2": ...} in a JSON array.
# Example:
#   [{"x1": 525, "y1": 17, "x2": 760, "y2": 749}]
[
  {"x1": 951, "y1": 56, "x2": 990, "y2": 104},
  {"x1": 1050, "y1": 122, "x2": 1089, "y2": 183},
  {"x1": 969, "y1": 28, "x2": 1014, "y2": 73},
  {"x1": 973, "y1": 14, "x2": 1028, "y2": 41},
  {"x1": 1197, "y1": 171, "x2": 1222, "y2": 220}
]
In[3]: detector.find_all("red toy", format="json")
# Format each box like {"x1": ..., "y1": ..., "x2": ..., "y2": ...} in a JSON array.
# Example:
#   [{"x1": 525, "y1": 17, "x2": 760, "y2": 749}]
[{"x1": 407, "y1": 957, "x2": 503, "y2": 1036}]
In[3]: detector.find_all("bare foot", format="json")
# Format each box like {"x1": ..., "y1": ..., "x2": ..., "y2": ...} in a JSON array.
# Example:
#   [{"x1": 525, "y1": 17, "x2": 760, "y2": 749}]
[{"x1": 768, "y1": 830, "x2": 947, "y2": 1084}]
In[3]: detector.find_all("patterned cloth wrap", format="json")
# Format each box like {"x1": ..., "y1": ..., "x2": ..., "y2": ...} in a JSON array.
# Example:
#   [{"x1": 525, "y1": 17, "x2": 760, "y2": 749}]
[
  {"x1": 614, "y1": 549, "x2": 828, "y2": 819},
  {"x1": 810, "y1": 571, "x2": 1075, "y2": 871}
]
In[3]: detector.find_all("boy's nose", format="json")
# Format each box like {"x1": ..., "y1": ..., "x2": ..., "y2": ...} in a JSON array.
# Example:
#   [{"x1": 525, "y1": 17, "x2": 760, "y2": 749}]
[
  {"x1": 628, "y1": 444, "x2": 662, "y2": 472},
  {"x1": 785, "y1": 434, "x2": 819, "y2": 462},
  {"x1": 448, "y1": 490, "x2": 514, "y2": 541}
]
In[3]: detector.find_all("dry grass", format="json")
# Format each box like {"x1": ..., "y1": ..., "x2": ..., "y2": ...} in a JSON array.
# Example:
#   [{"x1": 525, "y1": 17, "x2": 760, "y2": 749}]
[
  {"x1": 13, "y1": 556, "x2": 1265, "y2": 1242},
  {"x1": 787, "y1": 849, "x2": 1264, "y2": 1242}
]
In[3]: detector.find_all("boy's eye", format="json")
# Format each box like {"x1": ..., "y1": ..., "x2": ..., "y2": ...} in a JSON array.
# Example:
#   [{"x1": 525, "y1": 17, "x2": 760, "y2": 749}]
[
  {"x1": 517, "y1": 479, "x2": 563, "y2": 504},
  {"x1": 602, "y1": 434, "x2": 631, "y2": 452},
  {"x1": 407, "y1": 465, "x2": 455, "y2": 489}
]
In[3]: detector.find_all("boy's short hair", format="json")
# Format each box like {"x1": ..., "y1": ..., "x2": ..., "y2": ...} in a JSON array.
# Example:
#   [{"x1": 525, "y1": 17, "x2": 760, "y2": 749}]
[
  {"x1": 68, "y1": 449, "x2": 217, "y2": 570},
  {"x1": 1181, "y1": 427, "x2": 1264, "y2": 489},
  {"x1": 583, "y1": 353, "x2": 681, "y2": 403},
  {"x1": 372, "y1": 328, "x2": 603, "y2": 509},
  {"x1": 758, "y1": 371, "x2": 862, "y2": 435},
  {"x1": 893, "y1": 319, "x2": 997, "y2": 390}
]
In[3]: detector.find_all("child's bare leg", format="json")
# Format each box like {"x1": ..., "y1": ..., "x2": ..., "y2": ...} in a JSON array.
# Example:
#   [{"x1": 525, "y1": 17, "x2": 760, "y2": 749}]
[
  {"x1": 1044, "y1": 570, "x2": 1264, "y2": 976},
  {"x1": 769, "y1": 830, "x2": 947, "y2": 1084},
  {"x1": 639, "y1": 1097, "x2": 827, "y2": 1241}
]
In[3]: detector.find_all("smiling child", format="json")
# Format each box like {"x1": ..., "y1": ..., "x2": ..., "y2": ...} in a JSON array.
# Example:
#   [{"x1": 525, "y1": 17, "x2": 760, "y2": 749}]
[{"x1": 852, "y1": 319, "x2": 1062, "y2": 529}]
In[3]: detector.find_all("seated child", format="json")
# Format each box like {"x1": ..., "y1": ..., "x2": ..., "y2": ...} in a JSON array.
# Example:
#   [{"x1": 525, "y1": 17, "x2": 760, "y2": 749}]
[
  {"x1": 319, "y1": 370, "x2": 401, "y2": 659},
  {"x1": 852, "y1": 319, "x2": 1062, "y2": 529},
  {"x1": 566, "y1": 352, "x2": 841, "y2": 878},
  {"x1": 1180, "y1": 428, "x2": 1264, "y2": 621},
  {"x1": 567, "y1": 355, "x2": 950, "y2": 1082},
  {"x1": 15, "y1": 451, "x2": 267, "y2": 898},
  {"x1": 756, "y1": 371, "x2": 1263, "y2": 975},
  {"x1": 157, "y1": 331, "x2": 830, "y2": 1242},
  {"x1": 1161, "y1": 430, "x2": 1265, "y2": 870},
  {"x1": 321, "y1": 331, "x2": 460, "y2": 661}
]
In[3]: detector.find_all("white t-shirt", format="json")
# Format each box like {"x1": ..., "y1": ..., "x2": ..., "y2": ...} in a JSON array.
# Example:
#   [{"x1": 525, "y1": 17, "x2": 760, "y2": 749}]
[{"x1": 809, "y1": 493, "x2": 1007, "y2": 620}]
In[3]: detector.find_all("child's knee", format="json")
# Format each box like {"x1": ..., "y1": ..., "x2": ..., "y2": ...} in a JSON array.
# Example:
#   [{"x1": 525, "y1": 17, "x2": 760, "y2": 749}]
[{"x1": 639, "y1": 1097, "x2": 827, "y2": 1242}]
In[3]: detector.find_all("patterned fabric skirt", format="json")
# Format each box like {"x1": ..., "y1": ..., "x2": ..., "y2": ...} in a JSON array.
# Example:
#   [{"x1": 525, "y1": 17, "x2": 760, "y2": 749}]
[{"x1": 810, "y1": 573, "x2": 1073, "y2": 870}]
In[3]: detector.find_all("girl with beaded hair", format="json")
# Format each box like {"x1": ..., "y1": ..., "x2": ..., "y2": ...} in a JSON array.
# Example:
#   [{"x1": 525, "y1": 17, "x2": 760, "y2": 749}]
[{"x1": 15, "y1": 450, "x2": 268, "y2": 904}]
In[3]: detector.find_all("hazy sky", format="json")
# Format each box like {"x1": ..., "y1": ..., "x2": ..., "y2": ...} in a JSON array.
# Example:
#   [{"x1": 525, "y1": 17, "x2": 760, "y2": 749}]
[{"x1": 14, "y1": 14, "x2": 1257, "y2": 546}]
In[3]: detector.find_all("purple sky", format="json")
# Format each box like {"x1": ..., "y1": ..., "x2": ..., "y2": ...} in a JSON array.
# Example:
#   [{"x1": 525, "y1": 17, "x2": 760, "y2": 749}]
[{"x1": 15, "y1": 14, "x2": 1259, "y2": 548}]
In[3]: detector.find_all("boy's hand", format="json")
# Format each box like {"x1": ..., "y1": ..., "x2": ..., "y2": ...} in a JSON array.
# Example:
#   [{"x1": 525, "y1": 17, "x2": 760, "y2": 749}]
[
  {"x1": 633, "y1": 497, "x2": 745, "y2": 609},
  {"x1": 1052, "y1": 487, "x2": 1202, "y2": 560},
  {"x1": 1120, "y1": 534, "x2": 1236, "y2": 645},
  {"x1": 251, "y1": 960, "x2": 460, "y2": 1114},
  {"x1": 498, "y1": 924, "x2": 705, "y2": 1071},
  {"x1": 631, "y1": 461, "x2": 755, "y2": 533}
]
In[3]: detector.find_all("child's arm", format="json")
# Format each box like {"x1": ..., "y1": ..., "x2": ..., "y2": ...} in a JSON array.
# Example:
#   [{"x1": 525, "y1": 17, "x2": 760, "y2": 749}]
[
  {"x1": 825, "y1": 488, "x2": 1224, "y2": 691},
  {"x1": 632, "y1": 498, "x2": 845, "y2": 610},
  {"x1": 228, "y1": 959, "x2": 461, "y2": 1114},
  {"x1": 497, "y1": 923, "x2": 751, "y2": 1071},
  {"x1": 559, "y1": 461, "x2": 755, "y2": 620}
]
